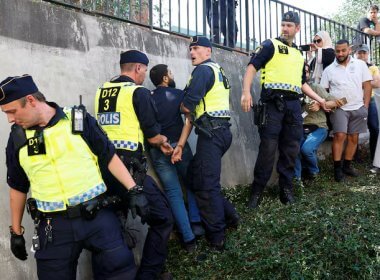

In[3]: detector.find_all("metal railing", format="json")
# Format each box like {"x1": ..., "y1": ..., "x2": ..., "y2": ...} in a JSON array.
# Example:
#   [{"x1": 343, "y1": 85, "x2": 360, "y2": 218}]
[{"x1": 43, "y1": 0, "x2": 379, "y2": 64}]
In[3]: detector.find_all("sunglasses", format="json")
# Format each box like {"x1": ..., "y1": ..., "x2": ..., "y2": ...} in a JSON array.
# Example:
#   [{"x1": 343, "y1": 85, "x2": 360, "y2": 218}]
[{"x1": 313, "y1": 39, "x2": 322, "y2": 44}]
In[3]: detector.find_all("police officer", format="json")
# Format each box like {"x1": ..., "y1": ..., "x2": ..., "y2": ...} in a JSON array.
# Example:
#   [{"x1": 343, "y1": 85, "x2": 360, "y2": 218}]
[
  {"x1": 181, "y1": 36, "x2": 239, "y2": 251},
  {"x1": 94, "y1": 50, "x2": 174, "y2": 279},
  {"x1": 241, "y1": 11, "x2": 328, "y2": 209},
  {"x1": 206, "y1": 0, "x2": 238, "y2": 48},
  {"x1": 1, "y1": 75, "x2": 148, "y2": 279}
]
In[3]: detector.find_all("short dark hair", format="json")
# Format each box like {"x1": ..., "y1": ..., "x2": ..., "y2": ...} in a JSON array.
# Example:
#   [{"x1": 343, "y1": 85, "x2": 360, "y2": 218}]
[
  {"x1": 149, "y1": 64, "x2": 168, "y2": 87},
  {"x1": 336, "y1": 39, "x2": 350, "y2": 46},
  {"x1": 20, "y1": 91, "x2": 46, "y2": 107},
  {"x1": 369, "y1": 4, "x2": 379, "y2": 12}
]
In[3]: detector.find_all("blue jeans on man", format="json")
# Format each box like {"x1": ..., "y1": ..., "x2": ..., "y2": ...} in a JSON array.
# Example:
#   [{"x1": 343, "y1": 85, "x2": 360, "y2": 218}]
[
  {"x1": 149, "y1": 143, "x2": 201, "y2": 243},
  {"x1": 294, "y1": 127, "x2": 328, "y2": 179}
]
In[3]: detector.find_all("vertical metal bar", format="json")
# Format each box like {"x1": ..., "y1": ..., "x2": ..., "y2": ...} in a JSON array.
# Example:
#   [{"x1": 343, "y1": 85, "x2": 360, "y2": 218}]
[
  {"x1": 276, "y1": 1, "x2": 279, "y2": 37},
  {"x1": 159, "y1": 0, "x2": 162, "y2": 28},
  {"x1": 245, "y1": 0, "x2": 249, "y2": 52},
  {"x1": 169, "y1": 0, "x2": 172, "y2": 31},
  {"x1": 264, "y1": 0, "x2": 267, "y2": 40},
  {"x1": 258, "y1": 0, "x2": 261, "y2": 44},
  {"x1": 195, "y1": 0, "x2": 198, "y2": 35},
  {"x1": 187, "y1": 0, "x2": 189, "y2": 35},
  {"x1": 203, "y1": 0, "x2": 207, "y2": 36},
  {"x1": 225, "y1": 0, "x2": 229, "y2": 47},
  {"x1": 303, "y1": 13, "x2": 307, "y2": 41},
  {"x1": 218, "y1": 0, "x2": 221, "y2": 45},
  {"x1": 252, "y1": 0, "x2": 256, "y2": 50},
  {"x1": 240, "y1": 0, "x2": 243, "y2": 49},
  {"x1": 178, "y1": 0, "x2": 180, "y2": 33},
  {"x1": 268, "y1": 0, "x2": 272, "y2": 38},
  {"x1": 149, "y1": 0, "x2": 153, "y2": 29}
]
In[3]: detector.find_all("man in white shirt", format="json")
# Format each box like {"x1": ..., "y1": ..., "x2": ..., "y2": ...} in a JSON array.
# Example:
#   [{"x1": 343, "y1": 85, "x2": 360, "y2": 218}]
[{"x1": 320, "y1": 39, "x2": 372, "y2": 182}]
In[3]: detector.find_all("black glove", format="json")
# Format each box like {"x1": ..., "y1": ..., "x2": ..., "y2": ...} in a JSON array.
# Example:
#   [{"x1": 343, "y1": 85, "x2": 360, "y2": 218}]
[
  {"x1": 126, "y1": 185, "x2": 150, "y2": 224},
  {"x1": 10, "y1": 226, "x2": 28, "y2": 261}
]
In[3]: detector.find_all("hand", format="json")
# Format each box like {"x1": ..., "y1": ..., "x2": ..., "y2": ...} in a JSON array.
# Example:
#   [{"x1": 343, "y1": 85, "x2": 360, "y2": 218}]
[
  {"x1": 308, "y1": 101, "x2": 320, "y2": 112},
  {"x1": 171, "y1": 145, "x2": 183, "y2": 164},
  {"x1": 126, "y1": 185, "x2": 150, "y2": 224},
  {"x1": 310, "y1": 43, "x2": 317, "y2": 52},
  {"x1": 335, "y1": 99, "x2": 346, "y2": 107},
  {"x1": 319, "y1": 99, "x2": 330, "y2": 112},
  {"x1": 160, "y1": 142, "x2": 173, "y2": 156},
  {"x1": 10, "y1": 227, "x2": 27, "y2": 261},
  {"x1": 241, "y1": 91, "x2": 253, "y2": 112}
]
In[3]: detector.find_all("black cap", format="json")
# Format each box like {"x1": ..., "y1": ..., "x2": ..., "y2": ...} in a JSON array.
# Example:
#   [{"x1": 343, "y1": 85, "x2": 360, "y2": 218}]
[
  {"x1": 0, "y1": 75, "x2": 39, "y2": 105},
  {"x1": 282, "y1": 11, "x2": 300, "y2": 24},
  {"x1": 120, "y1": 50, "x2": 149, "y2": 65},
  {"x1": 189, "y1": 36, "x2": 212, "y2": 49}
]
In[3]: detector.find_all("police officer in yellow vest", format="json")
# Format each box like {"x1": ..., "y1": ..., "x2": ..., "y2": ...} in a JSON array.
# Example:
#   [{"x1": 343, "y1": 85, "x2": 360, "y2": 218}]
[
  {"x1": 241, "y1": 11, "x2": 328, "y2": 209},
  {"x1": 1, "y1": 75, "x2": 149, "y2": 279},
  {"x1": 180, "y1": 36, "x2": 239, "y2": 251},
  {"x1": 94, "y1": 50, "x2": 174, "y2": 280}
]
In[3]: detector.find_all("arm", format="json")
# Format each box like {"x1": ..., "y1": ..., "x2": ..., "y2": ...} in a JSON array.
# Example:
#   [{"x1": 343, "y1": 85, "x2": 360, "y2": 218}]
[
  {"x1": 241, "y1": 64, "x2": 257, "y2": 112},
  {"x1": 171, "y1": 113, "x2": 193, "y2": 164},
  {"x1": 363, "y1": 80, "x2": 372, "y2": 108},
  {"x1": 301, "y1": 83, "x2": 327, "y2": 110},
  {"x1": 107, "y1": 154, "x2": 136, "y2": 190},
  {"x1": 371, "y1": 73, "x2": 380, "y2": 88},
  {"x1": 10, "y1": 188, "x2": 26, "y2": 235}
]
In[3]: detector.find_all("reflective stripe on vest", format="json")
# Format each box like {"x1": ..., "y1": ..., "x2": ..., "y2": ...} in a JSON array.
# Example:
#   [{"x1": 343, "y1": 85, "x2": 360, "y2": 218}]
[
  {"x1": 94, "y1": 81, "x2": 144, "y2": 151},
  {"x1": 193, "y1": 62, "x2": 230, "y2": 119},
  {"x1": 19, "y1": 108, "x2": 106, "y2": 212},
  {"x1": 260, "y1": 39, "x2": 304, "y2": 94}
]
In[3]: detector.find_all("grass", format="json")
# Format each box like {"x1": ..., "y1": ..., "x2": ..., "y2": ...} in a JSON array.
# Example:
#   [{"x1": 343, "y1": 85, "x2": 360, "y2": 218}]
[{"x1": 166, "y1": 156, "x2": 380, "y2": 279}]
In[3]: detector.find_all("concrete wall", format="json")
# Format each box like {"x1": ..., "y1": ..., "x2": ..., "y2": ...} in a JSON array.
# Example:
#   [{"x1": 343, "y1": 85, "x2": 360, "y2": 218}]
[{"x1": 0, "y1": 0, "x2": 263, "y2": 278}]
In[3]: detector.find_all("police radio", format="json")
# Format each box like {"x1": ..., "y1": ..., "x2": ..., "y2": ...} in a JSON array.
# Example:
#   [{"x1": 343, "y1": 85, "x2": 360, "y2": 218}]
[{"x1": 72, "y1": 95, "x2": 86, "y2": 134}]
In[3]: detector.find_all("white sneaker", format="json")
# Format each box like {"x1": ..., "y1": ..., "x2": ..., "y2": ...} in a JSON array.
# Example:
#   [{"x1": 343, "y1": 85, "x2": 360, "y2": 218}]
[{"x1": 369, "y1": 167, "x2": 380, "y2": 174}]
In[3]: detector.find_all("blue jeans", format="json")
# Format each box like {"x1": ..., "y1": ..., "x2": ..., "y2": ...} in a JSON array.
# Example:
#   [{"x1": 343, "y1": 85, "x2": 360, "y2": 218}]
[
  {"x1": 294, "y1": 127, "x2": 328, "y2": 178},
  {"x1": 149, "y1": 143, "x2": 200, "y2": 242}
]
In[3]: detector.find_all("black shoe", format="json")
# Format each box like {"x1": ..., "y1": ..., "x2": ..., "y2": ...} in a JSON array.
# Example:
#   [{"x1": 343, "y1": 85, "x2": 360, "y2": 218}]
[
  {"x1": 342, "y1": 166, "x2": 359, "y2": 177},
  {"x1": 209, "y1": 239, "x2": 225, "y2": 251},
  {"x1": 279, "y1": 189, "x2": 296, "y2": 205},
  {"x1": 191, "y1": 222, "x2": 205, "y2": 238},
  {"x1": 247, "y1": 193, "x2": 262, "y2": 209},
  {"x1": 225, "y1": 212, "x2": 240, "y2": 230},
  {"x1": 182, "y1": 238, "x2": 197, "y2": 253},
  {"x1": 334, "y1": 168, "x2": 345, "y2": 182}
]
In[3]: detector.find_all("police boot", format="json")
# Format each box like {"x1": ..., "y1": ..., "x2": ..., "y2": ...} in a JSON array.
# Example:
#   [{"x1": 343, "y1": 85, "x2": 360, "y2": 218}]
[
  {"x1": 225, "y1": 212, "x2": 240, "y2": 230},
  {"x1": 247, "y1": 192, "x2": 262, "y2": 209},
  {"x1": 334, "y1": 160, "x2": 344, "y2": 182},
  {"x1": 279, "y1": 188, "x2": 296, "y2": 205},
  {"x1": 342, "y1": 160, "x2": 359, "y2": 177}
]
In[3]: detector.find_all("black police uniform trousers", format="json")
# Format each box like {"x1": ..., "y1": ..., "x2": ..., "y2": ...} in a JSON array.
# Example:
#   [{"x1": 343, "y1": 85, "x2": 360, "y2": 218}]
[
  {"x1": 35, "y1": 208, "x2": 136, "y2": 280},
  {"x1": 188, "y1": 123, "x2": 238, "y2": 244},
  {"x1": 206, "y1": 0, "x2": 238, "y2": 48},
  {"x1": 136, "y1": 175, "x2": 174, "y2": 280},
  {"x1": 251, "y1": 95, "x2": 303, "y2": 195},
  {"x1": 106, "y1": 149, "x2": 174, "y2": 279}
]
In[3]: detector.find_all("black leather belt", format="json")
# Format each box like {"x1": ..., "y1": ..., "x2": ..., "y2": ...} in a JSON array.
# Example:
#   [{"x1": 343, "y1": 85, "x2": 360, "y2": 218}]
[{"x1": 40, "y1": 196, "x2": 102, "y2": 219}]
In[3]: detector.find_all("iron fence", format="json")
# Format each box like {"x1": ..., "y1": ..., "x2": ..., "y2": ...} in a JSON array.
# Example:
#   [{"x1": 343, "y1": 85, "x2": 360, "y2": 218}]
[{"x1": 43, "y1": 0, "x2": 379, "y2": 64}]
